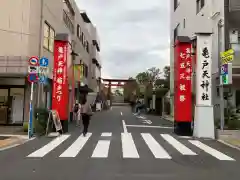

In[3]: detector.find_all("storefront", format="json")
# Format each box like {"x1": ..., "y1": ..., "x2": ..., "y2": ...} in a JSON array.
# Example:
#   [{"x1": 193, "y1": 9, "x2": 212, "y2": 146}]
[{"x1": 0, "y1": 77, "x2": 26, "y2": 125}]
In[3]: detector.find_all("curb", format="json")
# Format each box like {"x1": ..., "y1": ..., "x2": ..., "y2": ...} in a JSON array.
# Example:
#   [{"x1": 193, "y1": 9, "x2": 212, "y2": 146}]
[
  {"x1": 218, "y1": 139, "x2": 240, "y2": 151},
  {"x1": 0, "y1": 135, "x2": 34, "y2": 151}
]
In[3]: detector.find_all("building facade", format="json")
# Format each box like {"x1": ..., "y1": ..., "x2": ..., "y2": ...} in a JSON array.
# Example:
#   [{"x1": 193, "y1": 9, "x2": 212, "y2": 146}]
[
  {"x1": 170, "y1": 0, "x2": 240, "y2": 120},
  {"x1": 0, "y1": 0, "x2": 101, "y2": 125}
]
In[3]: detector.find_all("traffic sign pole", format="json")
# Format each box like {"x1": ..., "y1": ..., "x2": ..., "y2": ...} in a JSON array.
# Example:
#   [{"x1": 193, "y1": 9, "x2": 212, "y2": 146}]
[{"x1": 28, "y1": 82, "x2": 34, "y2": 139}]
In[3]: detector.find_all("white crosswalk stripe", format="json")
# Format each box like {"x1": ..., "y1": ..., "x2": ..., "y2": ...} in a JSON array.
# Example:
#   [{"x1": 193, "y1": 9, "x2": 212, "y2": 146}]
[
  {"x1": 25, "y1": 133, "x2": 236, "y2": 161},
  {"x1": 27, "y1": 135, "x2": 70, "y2": 158},
  {"x1": 121, "y1": 133, "x2": 139, "y2": 158},
  {"x1": 141, "y1": 133, "x2": 171, "y2": 159},
  {"x1": 189, "y1": 140, "x2": 235, "y2": 161},
  {"x1": 161, "y1": 134, "x2": 197, "y2": 155},
  {"x1": 59, "y1": 133, "x2": 92, "y2": 157}
]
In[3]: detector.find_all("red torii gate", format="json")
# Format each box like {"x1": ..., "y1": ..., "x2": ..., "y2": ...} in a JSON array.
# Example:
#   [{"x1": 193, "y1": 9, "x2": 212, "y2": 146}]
[{"x1": 102, "y1": 78, "x2": 136, "y2": 105}]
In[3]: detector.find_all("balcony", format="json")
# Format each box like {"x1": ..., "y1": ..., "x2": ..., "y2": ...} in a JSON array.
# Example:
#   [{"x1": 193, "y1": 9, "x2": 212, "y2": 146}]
[{"x1": 0, "y1": 56, "x2": 28, "y2": 76}]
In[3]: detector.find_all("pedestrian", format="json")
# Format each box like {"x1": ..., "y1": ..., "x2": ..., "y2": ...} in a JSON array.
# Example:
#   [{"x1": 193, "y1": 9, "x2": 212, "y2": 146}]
[
  {"x1": 80, "y1": 96, "x2": 93, "y2": 136},
  {"x1": 73, "y1": 101, "x2": 81, "y2": 126}
]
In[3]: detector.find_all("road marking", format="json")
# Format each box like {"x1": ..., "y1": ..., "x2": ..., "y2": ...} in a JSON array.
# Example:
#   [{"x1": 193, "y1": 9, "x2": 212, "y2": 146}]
[
  {"x1": 141, "y1": 133, "x2": 171, "y2": 159},
  {"x1": 92, "y1": 140, "x2": 110, "y2": 158},
  {"x1": 126, "y1": 125, "x2": 173, "y2": 129},
  {"x1": 101, "y1": 132, "x2": 112, "y2": 137},
  {"x1": 137, "y1": 116, "x2": 146, "y2": 119},
  {"x1": 27, "y1": 135, "x2": 70, "y2": 157},
  {"x1": 142, "y1": 119, "x2": 152, "y2": 124},
  {"x1": 121, "y1": 133, "x2": 139, "y2": 158},
  {"x1": 59, "y1": 133, "x2": 92, "y2": 157},
  {"x1": 189, "y1": 140, "x2": 235, "y2": 161},
  {"x1": 122, "y1": 120, "x2": 128, "y2": 133},
  {"x1": 161, "y1": 134, "x2": 197, "y2": 155},
  {"x1": 120, "y1": 112, "x2": 123, "y2": 116}
]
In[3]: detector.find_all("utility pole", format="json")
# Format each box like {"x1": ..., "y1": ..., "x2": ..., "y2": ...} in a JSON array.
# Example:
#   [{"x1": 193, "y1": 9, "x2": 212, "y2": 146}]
[{"x1": 37, "y1": 0, "x2": 44, "y2": 108}]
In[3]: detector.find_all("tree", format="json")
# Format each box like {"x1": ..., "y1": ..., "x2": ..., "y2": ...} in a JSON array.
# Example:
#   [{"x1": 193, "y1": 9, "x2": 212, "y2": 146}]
[{"x1": 163, "y1": 66, "x2": 170, "y2": 89}]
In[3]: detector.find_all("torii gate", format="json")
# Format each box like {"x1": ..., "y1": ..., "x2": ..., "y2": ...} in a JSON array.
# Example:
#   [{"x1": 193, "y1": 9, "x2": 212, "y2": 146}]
[{"x1": 102, "y1": 78, "x2": 136, "y2": 106}]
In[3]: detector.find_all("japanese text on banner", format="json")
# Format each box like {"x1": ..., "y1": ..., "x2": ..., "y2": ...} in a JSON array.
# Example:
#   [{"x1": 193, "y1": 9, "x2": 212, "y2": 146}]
[
  {"x1": 200, "y1": 47, "x2": 210, "y2": 102},
  {"x1": 179, "y1": 47, "x2": 192, "y2": 103}
]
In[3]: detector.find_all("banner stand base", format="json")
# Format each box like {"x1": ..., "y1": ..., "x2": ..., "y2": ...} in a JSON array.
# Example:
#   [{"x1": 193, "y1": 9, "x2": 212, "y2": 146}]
[
  {"x1": 193, "y1": 105, "x2": 215, "y2": 139},
  {"x1": 61, "y1": 120, "x2": 68, "y2": 133},
  {"x1": 174, "y1": 121, "x2": 192, "y2": 136}
]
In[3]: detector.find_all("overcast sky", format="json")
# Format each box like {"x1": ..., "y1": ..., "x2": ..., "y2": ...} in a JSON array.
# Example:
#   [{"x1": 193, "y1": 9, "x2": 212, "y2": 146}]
[{"x1": 76, "y1": 0, "x2": 170, "y2": 79}]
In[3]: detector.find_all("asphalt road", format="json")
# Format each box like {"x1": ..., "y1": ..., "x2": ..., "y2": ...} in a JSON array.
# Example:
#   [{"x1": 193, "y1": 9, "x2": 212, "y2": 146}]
[{"x1": 0, "y1": 106, "x2": 240, "y2": 180}]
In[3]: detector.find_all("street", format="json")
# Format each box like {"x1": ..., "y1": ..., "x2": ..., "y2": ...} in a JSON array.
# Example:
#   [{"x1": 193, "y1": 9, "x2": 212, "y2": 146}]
[{"x1": 0, "y1": 106, "x2": 240, "y2": 180}]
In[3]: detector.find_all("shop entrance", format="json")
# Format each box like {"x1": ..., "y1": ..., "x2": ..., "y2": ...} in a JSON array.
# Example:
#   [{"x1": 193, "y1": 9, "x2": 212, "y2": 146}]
[{"x1": 0, "y1": 87, "x2": 25, "y2": 125}]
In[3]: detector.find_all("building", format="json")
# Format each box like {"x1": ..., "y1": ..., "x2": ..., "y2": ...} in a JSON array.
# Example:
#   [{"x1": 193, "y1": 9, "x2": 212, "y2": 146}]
[
  {"x1": 170, "y1": 0, "x2": 240, "y2": 120},
  {"x1": 0, "y1": 0, "x2": 101, "y2": 125}
]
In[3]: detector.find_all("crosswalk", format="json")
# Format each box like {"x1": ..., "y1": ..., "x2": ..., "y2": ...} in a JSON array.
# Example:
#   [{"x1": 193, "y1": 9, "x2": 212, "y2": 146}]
[{"x1": 26, "y1": 133, "x2": 236, "y2": 161}]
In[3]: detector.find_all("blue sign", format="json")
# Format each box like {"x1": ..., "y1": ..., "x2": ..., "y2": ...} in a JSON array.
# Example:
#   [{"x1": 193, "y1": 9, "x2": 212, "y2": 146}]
[
  {"x1": 39, "y1": 57, "x2": 49, "y2": 67},
  {"x1": 221, "y1": 64, "x2": 228, "y2": 75},
  {"x1": 39, "y1": 76, "x2": 47, "y2": 84}
]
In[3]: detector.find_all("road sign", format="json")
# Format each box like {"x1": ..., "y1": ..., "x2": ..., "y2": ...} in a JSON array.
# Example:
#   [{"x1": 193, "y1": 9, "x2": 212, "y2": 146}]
[
  {"x1": 28, "y1": 56, "x2": 39, "y2": 66},
  {"x1": 38, "y1": 67, "x2": 49, "y2": 75},
  {"x1": 27, "y1": 74, "x2": 38, "y2": 83},
  {"x1": 39, "y1": 57, "x2": 49, "y2": 67},
  {"x1": 39, "y1": 76, "x2": 47, "y2": 84},
  {"x1": 28, "y1": 66, "x2": 39, "y2": 74}
]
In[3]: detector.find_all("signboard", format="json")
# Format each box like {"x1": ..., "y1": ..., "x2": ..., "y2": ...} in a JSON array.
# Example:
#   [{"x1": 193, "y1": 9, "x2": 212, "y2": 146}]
[
  {"x1": 220, "y1": 49, "x2": 234, "y2": 64},
  {"x1": 28, "y1": 57, "x2": 39, "y2": 83},
  {"x1": 196, "y1": 35, "x2": 212, "y2": 106},
  {"x1": 28, "y1": 66, "x2": 39, "y2": 74},
  {"x1": 174, "y1": 41, "x2": 192, "y2": 122},
  {"x1": 220, "y1": 63, "x2": 232, "y2": 85},
  {"x1": 52, "y1": 40, "x2": 69, "y2": 120}
]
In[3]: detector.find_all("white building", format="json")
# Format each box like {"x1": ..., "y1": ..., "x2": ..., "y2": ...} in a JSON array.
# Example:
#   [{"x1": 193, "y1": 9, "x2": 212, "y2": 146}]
[{"x1": 170, "y1": 0, "x2": 240, "y2": 120}]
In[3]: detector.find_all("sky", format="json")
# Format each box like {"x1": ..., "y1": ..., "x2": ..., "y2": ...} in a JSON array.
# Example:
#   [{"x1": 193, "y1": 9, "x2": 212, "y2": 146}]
[{"x1": 76, "y1": 0, "x2": 170, "y2": 79}]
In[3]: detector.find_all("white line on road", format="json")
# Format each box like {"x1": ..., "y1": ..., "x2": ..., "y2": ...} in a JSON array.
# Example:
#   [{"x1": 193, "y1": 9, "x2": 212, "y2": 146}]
[
  {"x1": 120, "y1": 112, "x2": 123, "y2": 116},
  {"x1": 142, "y1": 119, "x2": 152, "y2": 124},
  {"x1": 122, "y1": 120, "x2": 128, "y2": 133},
  {"x1": 161, "y1": 134, "x2": 197, "y2": 155},
  {"x1": 141, "y1": 133, "x2": 171, "y2": 159},
  {"x1": 121, "y1": 133, "x2": 139, "y2": 158},
  {"x1": 92, "y1": 140, "x2": 110, "y2": 158},
  {"x1": 101, "y1": 132, "x2": 112, "y2": 137},
  {"x1": 126, "y1": 125, "x2": 173, "y2": 129},
  {"x1": 27, "y1": 135, "x2": 70, "y2": 158},
  {"x1": 189, "y1": 140, "x2": 235, "y2": 161},
  {"x1": 59, "y1": 133, "x2": 92, "y2": 157}
]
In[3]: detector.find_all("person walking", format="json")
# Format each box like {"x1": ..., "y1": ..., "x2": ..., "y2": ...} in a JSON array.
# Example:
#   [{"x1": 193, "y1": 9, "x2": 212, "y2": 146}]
[
  {"x1": 73, "y1": 101, "x2": 81, "y2": 126},
  {"x1": 80, "y1": 96, "x2": 93, "y2": 136}
]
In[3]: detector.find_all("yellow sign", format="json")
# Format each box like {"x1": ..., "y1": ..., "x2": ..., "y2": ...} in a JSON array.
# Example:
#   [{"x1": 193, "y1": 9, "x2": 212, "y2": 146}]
[
  {"x1": 220, "y1": 49, "x2": 234, "y2": 64},
  {"x1": 74, "y1": 65, "x2": 83, "y2": 81}
]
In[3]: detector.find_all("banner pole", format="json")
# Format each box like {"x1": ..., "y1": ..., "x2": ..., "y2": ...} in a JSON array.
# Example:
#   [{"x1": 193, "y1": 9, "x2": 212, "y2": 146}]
[{"x1": 28, "y1": 82, "x2": 34, "y2": 139}]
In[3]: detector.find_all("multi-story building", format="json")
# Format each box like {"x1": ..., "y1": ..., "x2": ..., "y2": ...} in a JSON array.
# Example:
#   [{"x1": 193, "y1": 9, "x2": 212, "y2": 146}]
[
  {"x1": 170, "y1": 0, "x2": 240, "y2": 119},
  {"x1": 0, "y1": 0, "x2": 101, "y2": 125}
]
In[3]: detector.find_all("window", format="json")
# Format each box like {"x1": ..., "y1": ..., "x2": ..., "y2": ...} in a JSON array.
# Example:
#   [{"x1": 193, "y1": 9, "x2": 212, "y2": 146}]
[
  {"x1": 173, "y1": 24, "x2": 179, "y2": 43},
  {"x1": 77, "y1": 24, "x2": 81, "y2": 38},
  {"x1": 174, "y1": 0, "x2": 180, "y2": 11},
  {"x1": 43, "y1": 22, "x2": 55, "y2": 52},
  {"x1": 196, "y1": 0, "x2": 205, "y2": 13},
  {"x1": 85, "y1": 41, "x2": 89, "y2": 53}
]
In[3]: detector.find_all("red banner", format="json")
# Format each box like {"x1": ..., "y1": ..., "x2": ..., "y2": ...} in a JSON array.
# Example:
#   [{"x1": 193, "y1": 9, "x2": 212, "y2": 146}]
[
  {"x1": 52, "y1": 40, "x2": 69, "y2": 120},
  {"x1": 174, "y1": 41, "x2": 192, "y2": 122}
]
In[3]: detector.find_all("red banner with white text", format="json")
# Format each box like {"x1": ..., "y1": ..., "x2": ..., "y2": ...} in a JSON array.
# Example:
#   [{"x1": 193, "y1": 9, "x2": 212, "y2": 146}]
[
  {"x1": 174, "y1": 41, "x2": 192, "y2": 122},
  {"x1": 52, "y1": 40, "x2": 69, "y2": 120}
]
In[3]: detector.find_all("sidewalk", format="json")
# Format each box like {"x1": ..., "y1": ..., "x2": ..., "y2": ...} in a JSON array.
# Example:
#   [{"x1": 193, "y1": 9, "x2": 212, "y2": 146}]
[
  {"x1": 218, "y1": 130, "x2": 240, "y2": 150},
  {"x1": 0, "y1": 126, "x2": 28, "y2": 151},
  {"x1": 162, "y1": 114, "x2": 174, "y2": 122}
]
